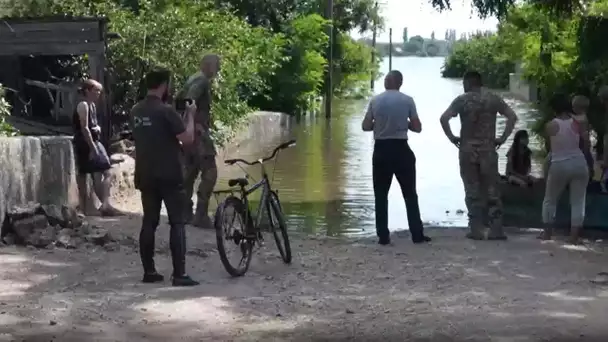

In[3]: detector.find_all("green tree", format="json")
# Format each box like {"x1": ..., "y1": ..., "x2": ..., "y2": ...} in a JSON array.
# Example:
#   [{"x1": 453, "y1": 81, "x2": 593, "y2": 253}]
[
  {"x1": 426, "y1": 43, "x2": 439, "y2": 56},
  {"x1": 0, "y1": 85, "x2": 16, "y2": 136},
  {"x1": 409, "y1": 35, "x2": 424, "y2": 50},
  {"x1": 252, "y1": 14, "x2": 329, "y2": 115},
  {"x1": 429, "y1": 0, "x2": 581, "y2": 19},
  {"x1": 5, "y1": 0, "x2": 286, "y2": 142}
]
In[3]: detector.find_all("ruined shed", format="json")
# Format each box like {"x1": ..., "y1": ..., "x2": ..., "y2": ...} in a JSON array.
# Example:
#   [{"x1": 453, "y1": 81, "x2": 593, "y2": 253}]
[{"x1": 0, "y1": 16, "x2": 112, "y2": 145}]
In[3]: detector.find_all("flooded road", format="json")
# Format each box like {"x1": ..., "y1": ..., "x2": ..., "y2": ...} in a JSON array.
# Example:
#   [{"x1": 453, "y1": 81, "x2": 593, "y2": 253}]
[{"x1": 215, "y1": 57, "x2": 541, "y2": 236}]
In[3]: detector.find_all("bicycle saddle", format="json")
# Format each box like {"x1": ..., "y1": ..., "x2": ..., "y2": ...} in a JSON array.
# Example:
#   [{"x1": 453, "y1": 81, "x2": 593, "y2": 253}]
[{"x1": 228, "y1": 178, "x2": 249, "y2": 187}]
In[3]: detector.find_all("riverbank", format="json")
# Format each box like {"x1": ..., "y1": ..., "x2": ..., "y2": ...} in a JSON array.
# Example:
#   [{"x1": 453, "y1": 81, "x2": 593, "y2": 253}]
[{"x1": 2, "y1": 204, "x2": 608, "y2": 341}]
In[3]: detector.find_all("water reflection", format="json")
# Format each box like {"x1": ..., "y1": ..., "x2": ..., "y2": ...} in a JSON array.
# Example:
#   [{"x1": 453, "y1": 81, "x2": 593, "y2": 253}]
[{"x1": 214, "y1": 57, "x2": 541, "y2": 237}]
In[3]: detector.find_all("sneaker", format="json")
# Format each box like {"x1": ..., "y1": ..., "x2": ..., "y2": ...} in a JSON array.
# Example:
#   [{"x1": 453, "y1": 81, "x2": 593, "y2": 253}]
[
  {"x1": 172, "y1": 274, "x2": 200, "y2": 287},
  {"x1": 142, "y1": 272, "x2": 164, "y2": 283}
]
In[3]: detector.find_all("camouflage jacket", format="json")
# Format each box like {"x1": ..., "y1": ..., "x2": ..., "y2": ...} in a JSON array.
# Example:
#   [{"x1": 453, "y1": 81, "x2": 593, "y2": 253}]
[
  {"x1": 181, "y1": 72, "x2": 216, "y2": 156},
  {"x1": 447, "y1": 89, "x2": 509, "y2": 151}
]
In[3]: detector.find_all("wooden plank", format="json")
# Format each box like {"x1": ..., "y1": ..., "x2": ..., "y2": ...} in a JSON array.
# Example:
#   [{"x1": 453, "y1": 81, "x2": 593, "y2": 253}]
[
  {"x1": 0, "y1": 29, "x2": 101, "y2": 44},
  {"x1": 0, "y1": 42, "x2": 104, "y2": 56},
  {"x1": 0, "y1": 20, "x2": 101, "y2": 34}
]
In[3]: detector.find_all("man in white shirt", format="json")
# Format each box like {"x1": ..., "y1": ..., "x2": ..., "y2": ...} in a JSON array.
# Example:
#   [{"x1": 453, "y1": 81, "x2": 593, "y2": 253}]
[{"x1": 362, "y1": 70, "x2": 430, "y2": 245}]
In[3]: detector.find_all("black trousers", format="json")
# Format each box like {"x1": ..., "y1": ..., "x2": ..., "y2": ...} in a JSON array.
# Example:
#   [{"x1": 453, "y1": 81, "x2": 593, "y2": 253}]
[
  {"x1": 372, "y1": 139, "x2": 424, "y2": 241},
  {"x1": 139, "y1": 182, "x2": 188, "y2": 276}
]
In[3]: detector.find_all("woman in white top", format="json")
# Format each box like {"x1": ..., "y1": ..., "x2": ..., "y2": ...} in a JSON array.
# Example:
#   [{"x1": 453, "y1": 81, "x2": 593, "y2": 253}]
[{"x1": 541, "y1": 94, "x2": 589, "y2": 244}]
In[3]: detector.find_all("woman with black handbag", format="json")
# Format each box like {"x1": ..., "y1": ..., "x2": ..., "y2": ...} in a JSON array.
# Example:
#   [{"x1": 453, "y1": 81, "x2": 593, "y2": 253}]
[{"x1": 73, "y1": 79, "x2": 121, "y2": 216}]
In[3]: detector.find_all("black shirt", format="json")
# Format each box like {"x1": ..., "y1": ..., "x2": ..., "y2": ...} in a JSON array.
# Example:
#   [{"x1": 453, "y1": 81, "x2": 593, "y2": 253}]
[{"x1": 130, "y1": 95, "x2": 186, "y2": 189}]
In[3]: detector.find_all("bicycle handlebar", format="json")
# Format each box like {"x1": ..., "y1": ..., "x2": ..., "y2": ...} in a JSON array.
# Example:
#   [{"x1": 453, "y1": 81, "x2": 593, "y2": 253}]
[{"x1": 224, "y1": 140, "x2": 296, "y2": 166}]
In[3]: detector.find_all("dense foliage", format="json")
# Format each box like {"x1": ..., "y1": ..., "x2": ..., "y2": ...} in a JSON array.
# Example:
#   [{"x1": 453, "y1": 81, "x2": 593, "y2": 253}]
[
  {"x1": 441, "y1": 31, "x2": 515, "y2": 89},
  {"x1": 2, "y1": 0, "x2": 379, "y2": 142},
  {"x1": 0, "y1": 85, "x2": 17, "y2": 136},
  {"x1": 429, "y1": 0, "x2": 581, "y2": 19}
]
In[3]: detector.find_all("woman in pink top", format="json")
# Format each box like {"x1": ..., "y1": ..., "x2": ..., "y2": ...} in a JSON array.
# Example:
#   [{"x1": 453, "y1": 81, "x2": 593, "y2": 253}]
[{"x1": 541, "y1": 94, "x2": 589, "y2": 244}]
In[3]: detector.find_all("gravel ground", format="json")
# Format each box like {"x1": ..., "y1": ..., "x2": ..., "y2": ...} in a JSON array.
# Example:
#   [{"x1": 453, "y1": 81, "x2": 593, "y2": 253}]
[{"x1": 1, "y1": 196, "x2": 608, "y2": 341}]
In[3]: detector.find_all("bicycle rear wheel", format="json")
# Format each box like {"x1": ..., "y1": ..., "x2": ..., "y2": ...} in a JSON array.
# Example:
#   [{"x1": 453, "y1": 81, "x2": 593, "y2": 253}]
[
  {"x1": 214, "y1": 196, "x2": 253, "y2": 277},
  {"x1": 267, "y1": 191, "x2": 292, "y2": 264}
]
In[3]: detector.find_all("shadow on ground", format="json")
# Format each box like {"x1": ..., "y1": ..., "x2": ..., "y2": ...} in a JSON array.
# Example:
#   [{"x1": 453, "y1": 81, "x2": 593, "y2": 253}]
[{"x1": 1, "y1": 208, "x2": 608, "y2": 341}]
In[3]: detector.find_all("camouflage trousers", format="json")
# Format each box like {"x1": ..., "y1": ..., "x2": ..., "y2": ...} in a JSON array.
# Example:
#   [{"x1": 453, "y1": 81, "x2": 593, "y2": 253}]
[
  {"x1": 459, "y1": 148, "x2": 504, "y2": 237},
  {"x1": 184, "y1": 152, "x2": 217, "y2": 227}
]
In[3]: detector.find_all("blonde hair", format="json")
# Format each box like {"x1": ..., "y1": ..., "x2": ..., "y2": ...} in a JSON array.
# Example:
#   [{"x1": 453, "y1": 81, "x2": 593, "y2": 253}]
[
  {"x1": 572, "y1": 95, "x2": 589, "y2": 111},
  {"x1": 79, "y1": 79, "x2": 103, "y2": 94}
]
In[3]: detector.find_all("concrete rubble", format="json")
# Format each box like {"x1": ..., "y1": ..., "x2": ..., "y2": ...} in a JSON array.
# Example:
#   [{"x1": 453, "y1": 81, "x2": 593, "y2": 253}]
[{"x1": 0, "y1": 202, "x2": 117, "y2": 250}]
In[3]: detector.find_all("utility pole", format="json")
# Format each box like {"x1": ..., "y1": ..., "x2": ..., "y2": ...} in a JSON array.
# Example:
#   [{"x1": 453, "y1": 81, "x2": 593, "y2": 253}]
[
  {"x1": 370, "y1": 1, "x2": 378, "y2": 91},
  {"x1": 388, "y1": 28, "x2": 392, "y2": 71},
  {"x1": 325, "y1": 0, "x2": 334, "y2": 119}
]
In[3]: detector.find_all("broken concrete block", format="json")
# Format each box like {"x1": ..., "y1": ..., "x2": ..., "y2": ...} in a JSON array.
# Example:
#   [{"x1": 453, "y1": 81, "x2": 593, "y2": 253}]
[
  {"x1": 12, "y1": 215, "x2": 48, "y2": 243},
  {"x1": 26, "y1": 225, "x2": 56, "y2": 248}
]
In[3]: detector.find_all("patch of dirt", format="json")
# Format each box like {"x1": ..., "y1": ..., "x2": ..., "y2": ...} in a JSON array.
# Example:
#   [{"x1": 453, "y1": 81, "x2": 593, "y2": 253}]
[{"x1": 1, "y1": 197, "x2": 608, "y2": 341}]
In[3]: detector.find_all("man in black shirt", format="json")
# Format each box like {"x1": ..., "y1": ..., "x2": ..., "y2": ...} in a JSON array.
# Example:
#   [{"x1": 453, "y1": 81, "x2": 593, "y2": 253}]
[{"x1": 130, "y1": 69, "x2": 198, "y2": 286}]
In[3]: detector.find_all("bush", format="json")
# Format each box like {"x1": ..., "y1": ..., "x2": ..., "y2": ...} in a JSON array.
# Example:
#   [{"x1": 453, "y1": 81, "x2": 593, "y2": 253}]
[
  {"x1": 250, "y1": 14, "x2": 328, "y2": 116},
  {"x1": 0, "y1": 84, "x2": 17, "y2": 136},
  {"x1": 441, "y1": 35, "x2": 515, "y2": 89},
  {"x1": 334, "y1": 33, "x2": 378, "y2": 98}
]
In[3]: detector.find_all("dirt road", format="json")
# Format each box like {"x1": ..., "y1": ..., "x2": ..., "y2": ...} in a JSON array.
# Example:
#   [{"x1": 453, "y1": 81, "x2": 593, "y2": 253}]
[{"x1": 1, "y1": 205, "x2": 608, "y2": 341}]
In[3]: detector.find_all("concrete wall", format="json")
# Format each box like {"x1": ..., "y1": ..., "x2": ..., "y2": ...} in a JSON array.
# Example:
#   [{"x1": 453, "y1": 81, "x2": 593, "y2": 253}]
[
  {"x1": 1, "y1": 111, "x2": 292, "y2": 221},
  {"x1": 0, "y1": 136, "x2": 79, "y2": 224},
  {"x1": 219, "y1": 111, "x2": 292, "y2": 159},
  {"x1": 509, "y1": 63, "x2": 538, "y2": 103}
]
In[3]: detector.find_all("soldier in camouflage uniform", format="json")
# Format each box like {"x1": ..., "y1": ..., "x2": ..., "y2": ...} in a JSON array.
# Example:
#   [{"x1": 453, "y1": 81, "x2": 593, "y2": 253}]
[
  {"x1": 180, "y1": 54, "x2": 221, "y2": 228},
  {"x1": 439, "y1": 71, "x2": 518, "y2": 240}
]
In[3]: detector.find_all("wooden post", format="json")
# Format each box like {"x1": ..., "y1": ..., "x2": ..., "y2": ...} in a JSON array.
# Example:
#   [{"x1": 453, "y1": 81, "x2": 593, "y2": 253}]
[
  {"x1": 370, "y1": 1, "x2": 378, "y2": 91},
  {"x1": 389, "y1": 28, "x2": 393, "y2": 71},
  {"x1": 325, "y1": 0, "x2": 334, "y2": 119}
]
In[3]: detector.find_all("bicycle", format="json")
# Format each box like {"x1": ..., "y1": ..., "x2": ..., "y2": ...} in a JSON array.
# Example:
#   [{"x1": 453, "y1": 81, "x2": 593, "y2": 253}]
[{"x1": 213, "y1": 139, "x2": 296, "y2": 277}]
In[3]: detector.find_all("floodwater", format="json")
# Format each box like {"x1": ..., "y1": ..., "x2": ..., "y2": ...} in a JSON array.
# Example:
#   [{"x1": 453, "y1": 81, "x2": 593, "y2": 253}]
[{"x1": 214, "y1": 57, "x2": 541, "y2": 237}]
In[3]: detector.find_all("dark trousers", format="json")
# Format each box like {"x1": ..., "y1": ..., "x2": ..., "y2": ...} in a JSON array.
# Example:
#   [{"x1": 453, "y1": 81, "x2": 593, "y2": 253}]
[
  {"x1": 139, "y1": 182, "x2": 188, "y2": 276},
  {"x1": 372, "y1": 139, "x2": 424, "y2": 241}
]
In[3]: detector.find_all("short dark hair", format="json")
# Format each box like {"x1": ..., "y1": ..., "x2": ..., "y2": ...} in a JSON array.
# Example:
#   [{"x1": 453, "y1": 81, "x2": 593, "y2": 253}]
[
  {"x1": 549, "y1": 93, "x2": 572, "y2": 113},
  {"x1": 387, "y1": 70, "x2": 403, "y2": 86},
  {"x1": 463, "y1": 70, "x2": 482, "y2": 86},
  {"x1": 145, "y1": 69, "x2": 171, "y2": 90}
]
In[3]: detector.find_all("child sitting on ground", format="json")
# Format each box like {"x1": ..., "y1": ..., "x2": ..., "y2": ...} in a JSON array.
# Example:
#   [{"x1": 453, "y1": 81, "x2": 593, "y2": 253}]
[{"x1": 506, "y1": 130, "x2": 535, "y2": 187}]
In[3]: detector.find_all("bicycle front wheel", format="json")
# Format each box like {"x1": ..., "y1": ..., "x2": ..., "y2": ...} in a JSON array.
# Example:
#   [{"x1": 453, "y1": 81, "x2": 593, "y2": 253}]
[
  {"x1": 214, "y1": 196, "x2": 253, "y2": 277},
  {"x1": 267, "y1": 191, "x2": 292, "y2": 264}
]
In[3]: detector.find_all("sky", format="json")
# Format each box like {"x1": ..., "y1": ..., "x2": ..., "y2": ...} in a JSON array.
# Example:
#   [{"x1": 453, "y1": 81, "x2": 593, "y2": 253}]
[{"x1": 352, "y1": 0, "x2": 499, "y2": 42}]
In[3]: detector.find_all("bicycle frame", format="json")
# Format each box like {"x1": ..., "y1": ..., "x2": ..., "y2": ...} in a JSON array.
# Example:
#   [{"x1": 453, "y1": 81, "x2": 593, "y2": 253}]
[
  {"x1": 213, "y1": 139, "x2": 295, "y2": 237},
  {"x1": 240, "y1": 161, "x2": 272, "y2": 232},
  {"x1": 212, "y1": 160, "x2": 273, "y2": 236}
]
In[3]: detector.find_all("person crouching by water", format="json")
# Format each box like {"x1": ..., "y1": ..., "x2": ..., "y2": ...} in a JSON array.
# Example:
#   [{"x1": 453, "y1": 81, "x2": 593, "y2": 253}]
[
  {"x1": 361, "y1": 70, "x2": 431, "y2": 246},
  {"x1": 73, "y1": 79, "x2": 121, "y2": 216},
  {"x1": 130, "y1": 69, "x2": 199, "y2": 286},
  {"x1": 506, "y1": 130, "x2": 535, "y2": 187},
  {"x1": 540, "y1": 93, "x2": 589, "y2": 244}
]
